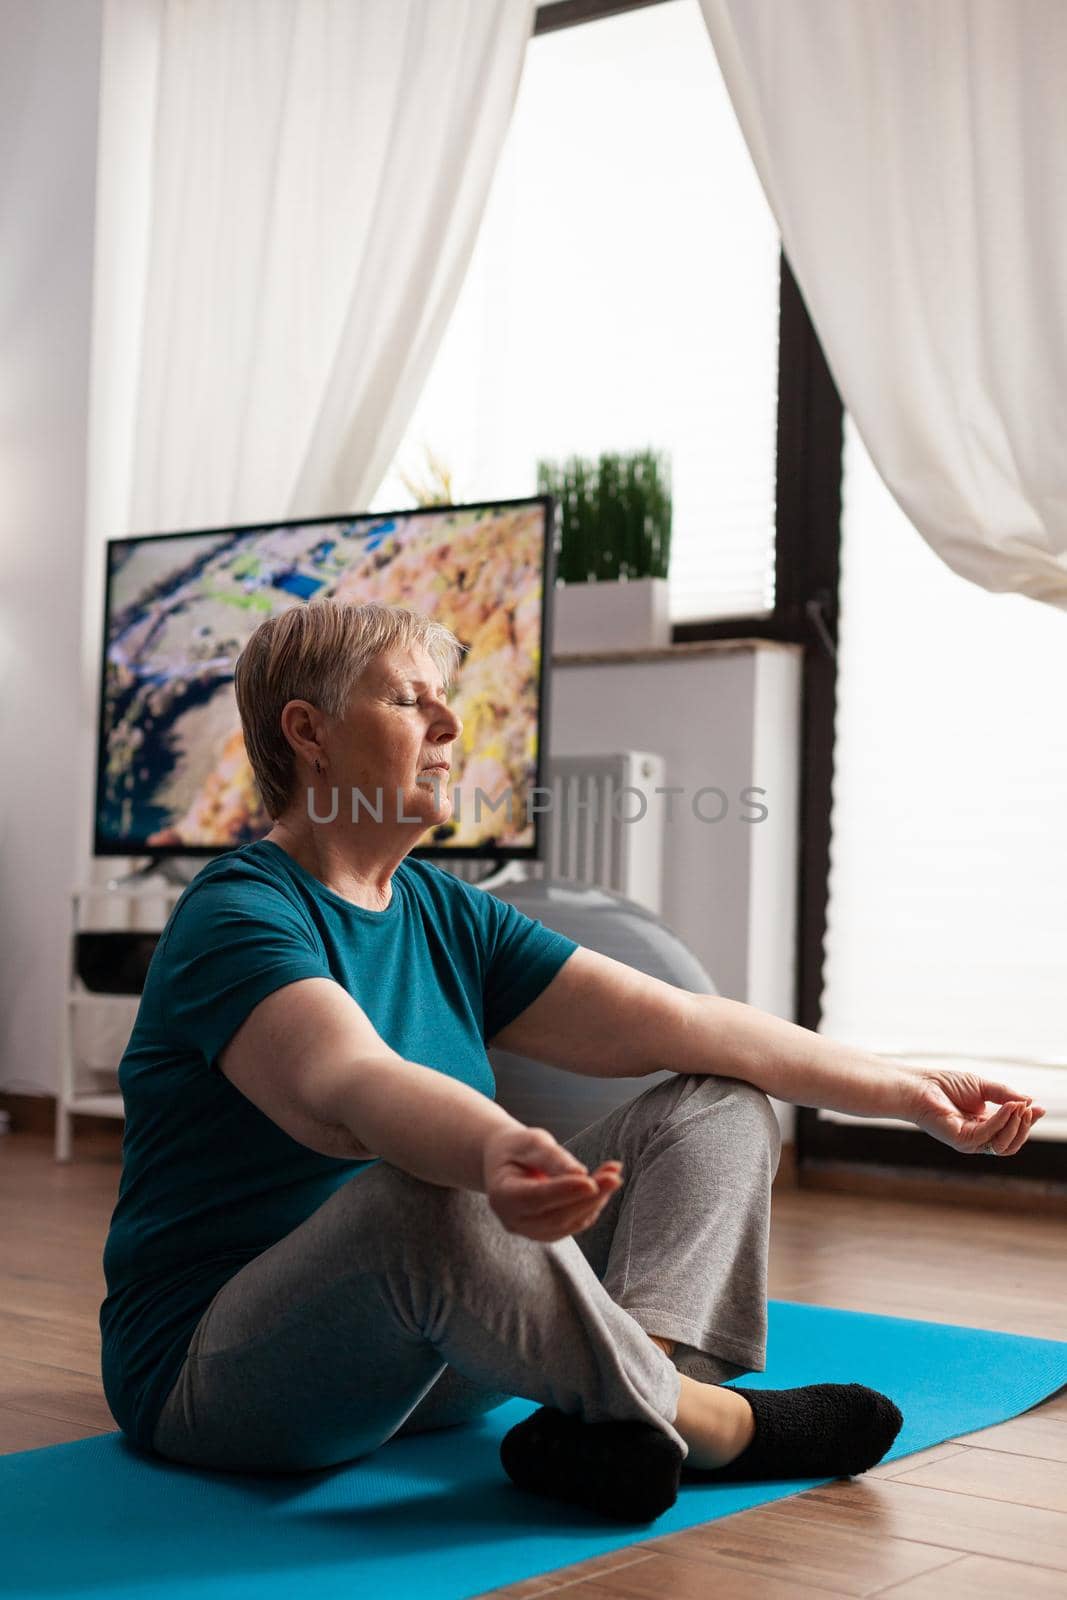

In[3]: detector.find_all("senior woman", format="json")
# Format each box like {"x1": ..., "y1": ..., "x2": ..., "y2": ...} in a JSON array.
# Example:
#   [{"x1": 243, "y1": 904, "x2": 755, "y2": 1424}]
[{"x1": 100, "y1": 600, "x2": 1045, "y2": 1524}]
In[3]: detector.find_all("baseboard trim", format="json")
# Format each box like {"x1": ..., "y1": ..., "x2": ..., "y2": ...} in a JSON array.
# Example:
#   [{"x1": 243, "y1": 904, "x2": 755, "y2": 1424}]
[
  {"x1": 799, "y1": 1157, "x2": 1067, "y2": 1216},
  {"x1": 1, "y1": 1092, "x2": 121, "y2": 1141}
]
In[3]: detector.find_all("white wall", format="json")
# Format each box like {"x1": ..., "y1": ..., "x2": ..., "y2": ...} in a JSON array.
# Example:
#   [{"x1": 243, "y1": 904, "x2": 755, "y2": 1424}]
[{"x1": 0, "y1": 0, "x2": 105, "y2": 1098}]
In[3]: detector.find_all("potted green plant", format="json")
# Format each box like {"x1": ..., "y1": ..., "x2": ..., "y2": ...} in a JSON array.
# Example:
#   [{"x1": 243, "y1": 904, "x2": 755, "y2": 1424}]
[{"x1": 537, "y1": 447, "x2": 673, "y2": 651}]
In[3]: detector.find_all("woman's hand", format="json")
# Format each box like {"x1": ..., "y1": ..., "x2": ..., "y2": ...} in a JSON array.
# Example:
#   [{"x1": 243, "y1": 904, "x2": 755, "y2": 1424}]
[
  {"x1": 900, "y1": 1067, "x2": 1047, "y2": 1156},
  {"x1": 483, "y1": 1124, "x2": 623, "y2": 1242}
]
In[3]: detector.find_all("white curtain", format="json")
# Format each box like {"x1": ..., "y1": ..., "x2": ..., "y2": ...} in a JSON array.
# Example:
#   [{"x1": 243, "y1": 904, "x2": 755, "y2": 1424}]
[
  {"x1": 92, "y1": 0, "x2": 535, "y2": 537},
  {"x1": 698, "y1": 0, "x2": 1067, "y2": 611},
  {"x1": 820, "y1": 417, "x2": 1067, "y2": 1138}
]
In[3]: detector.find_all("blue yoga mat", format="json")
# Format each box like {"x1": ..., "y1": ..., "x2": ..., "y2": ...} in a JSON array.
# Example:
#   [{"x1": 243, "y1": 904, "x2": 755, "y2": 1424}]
[{"x1": 4, "y1": 1300, "x2": 1065, "y2": 1600}]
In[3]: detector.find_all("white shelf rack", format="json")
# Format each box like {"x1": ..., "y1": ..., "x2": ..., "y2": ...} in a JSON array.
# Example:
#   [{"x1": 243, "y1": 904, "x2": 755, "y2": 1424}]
[{"x1": 57, "y1": 882, "x2": 184, "y2": 1163}]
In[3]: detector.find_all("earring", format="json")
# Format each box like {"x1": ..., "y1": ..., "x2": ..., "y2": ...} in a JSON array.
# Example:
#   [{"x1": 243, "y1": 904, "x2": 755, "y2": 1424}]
[{"x1": 315, "y1": 759, "x2": 322, "y2": 774}]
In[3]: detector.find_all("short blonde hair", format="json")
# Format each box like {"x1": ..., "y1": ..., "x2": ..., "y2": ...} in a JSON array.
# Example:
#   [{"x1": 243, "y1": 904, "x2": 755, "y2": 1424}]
[{"x1": 234, "y1": 600, "x2": 466, "y2": 819}]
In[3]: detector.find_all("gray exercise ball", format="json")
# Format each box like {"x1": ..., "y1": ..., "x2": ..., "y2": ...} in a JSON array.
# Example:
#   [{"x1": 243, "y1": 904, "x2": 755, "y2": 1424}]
[{"x1": 486, "y1": 878, "x2": 719, "y2": 1144}]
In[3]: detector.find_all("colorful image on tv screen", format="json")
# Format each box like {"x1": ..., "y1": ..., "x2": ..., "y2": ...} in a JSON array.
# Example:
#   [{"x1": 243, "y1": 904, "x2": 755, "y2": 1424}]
[{"x1": 96, "y1": 501, "x2": 549, "y2": 853}]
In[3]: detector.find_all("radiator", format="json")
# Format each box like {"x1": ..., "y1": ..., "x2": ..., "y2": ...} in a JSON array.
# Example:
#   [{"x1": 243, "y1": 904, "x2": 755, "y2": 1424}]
[{"x1": 443, "y1": 750, "x2": 665, "y2": 915}]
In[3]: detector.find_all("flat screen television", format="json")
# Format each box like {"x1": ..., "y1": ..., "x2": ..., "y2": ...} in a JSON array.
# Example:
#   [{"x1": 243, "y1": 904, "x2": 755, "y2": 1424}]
[{"x1": 93, "y1": 496, "x2": 557, "y2": 861}]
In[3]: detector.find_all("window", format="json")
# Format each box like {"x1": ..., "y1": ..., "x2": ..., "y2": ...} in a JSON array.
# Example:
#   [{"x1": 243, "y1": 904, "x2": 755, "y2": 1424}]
[
  {"x1": 819, "y1": 414, "x2": 1067, "y2": 1137},
  {"x1": 372, "y1": 0, "x2": 780, "y2": 624}
]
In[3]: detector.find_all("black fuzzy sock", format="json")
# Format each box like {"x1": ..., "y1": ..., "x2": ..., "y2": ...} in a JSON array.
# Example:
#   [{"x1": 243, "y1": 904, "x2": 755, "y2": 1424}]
[
  {"x1": 683, "y1": 1382, "x2": 904, "y2": 1483},
  {"x1": 499, "y1": 1407, "x2": 684, "y2": 1523}
]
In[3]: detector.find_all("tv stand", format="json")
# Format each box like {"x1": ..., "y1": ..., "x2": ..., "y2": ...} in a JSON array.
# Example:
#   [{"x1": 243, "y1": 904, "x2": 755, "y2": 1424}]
[
  {"x1": 105, "y1": 856, "x2": 199, "y2": 890},
  {"x1": 461, "y1": 858, "x2": 531, "y2": 893}
]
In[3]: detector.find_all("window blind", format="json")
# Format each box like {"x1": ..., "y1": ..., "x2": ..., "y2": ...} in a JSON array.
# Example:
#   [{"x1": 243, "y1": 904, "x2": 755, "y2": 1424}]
[{"x1": 372, "y1": 0, "x2": 780, "y2": 624}]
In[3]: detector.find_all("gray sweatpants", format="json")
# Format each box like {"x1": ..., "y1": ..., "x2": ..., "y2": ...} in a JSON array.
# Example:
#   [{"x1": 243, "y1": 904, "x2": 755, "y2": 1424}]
[{"x1": 150, "y1": 1071, "x2": 781, "y2": 1473}]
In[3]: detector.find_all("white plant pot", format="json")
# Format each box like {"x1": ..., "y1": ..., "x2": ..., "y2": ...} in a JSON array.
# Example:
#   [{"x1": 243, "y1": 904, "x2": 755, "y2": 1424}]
[{"x1": 552, "y1": 576, "x2": 672, "y2": 653}]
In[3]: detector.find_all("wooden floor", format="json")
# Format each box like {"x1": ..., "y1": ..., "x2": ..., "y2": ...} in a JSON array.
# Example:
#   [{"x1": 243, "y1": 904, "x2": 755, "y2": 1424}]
[{"x1": 1, "y1": 1127, "x2": 1065, "y2": 1599}]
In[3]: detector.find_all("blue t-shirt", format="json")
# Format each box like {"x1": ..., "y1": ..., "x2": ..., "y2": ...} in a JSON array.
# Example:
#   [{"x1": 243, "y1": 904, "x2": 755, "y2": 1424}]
[{"x1": 100, "y1": 839, "x2": 578, "y2": 1452}]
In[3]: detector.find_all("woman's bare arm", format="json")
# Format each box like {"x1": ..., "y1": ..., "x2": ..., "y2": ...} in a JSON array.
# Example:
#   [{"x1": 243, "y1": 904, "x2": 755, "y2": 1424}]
[{"x1": 218, "y1": 976, "x2": 528, "y2": 1190}]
